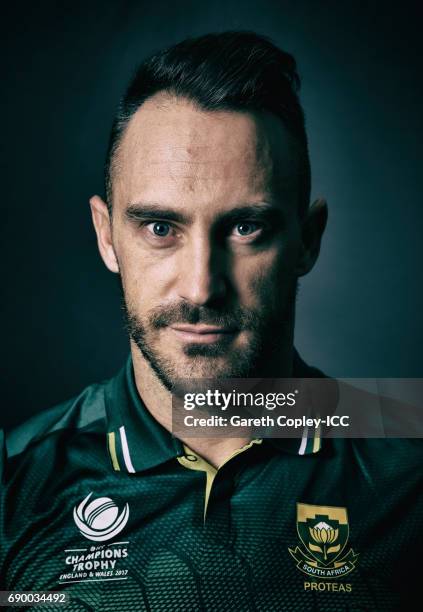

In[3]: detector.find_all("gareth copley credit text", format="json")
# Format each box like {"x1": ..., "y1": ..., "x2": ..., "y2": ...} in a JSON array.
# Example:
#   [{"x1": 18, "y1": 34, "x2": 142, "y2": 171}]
[{"x1": 183, "y1": 415, "x2": 350, "y2": 429}]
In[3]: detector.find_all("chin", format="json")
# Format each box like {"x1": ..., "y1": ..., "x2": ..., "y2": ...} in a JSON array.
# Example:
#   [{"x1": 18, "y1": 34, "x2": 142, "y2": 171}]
[
  {"x1": 175, "y1": 356, "x2": 237, "y2": 380},
  {"x1": 134, "y1": 330, "x2": 261, "y2": 389},
  {"x1": 176, "y1": 343, "x2": 263, "y2": 380}
]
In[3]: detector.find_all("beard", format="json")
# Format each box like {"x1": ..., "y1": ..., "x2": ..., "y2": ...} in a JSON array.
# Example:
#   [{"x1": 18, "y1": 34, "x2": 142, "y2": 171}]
[{"x1": 120, "y1": 279, "x2": 297, "y2": 392}]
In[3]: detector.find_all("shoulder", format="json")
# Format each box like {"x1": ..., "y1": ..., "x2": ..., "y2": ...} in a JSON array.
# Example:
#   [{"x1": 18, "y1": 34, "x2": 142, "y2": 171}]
[
  {"x1": 0, "y1": 375, "x2": 119, "y2": 574},
  {"x1": 332, "y1": 438, "x2": 423, "y2": 484},
  {"x1": 1, "y1": 379, "x2": 109, "y2": 474},
  {"x1": 346, "y1": 437, "x2": 423, "y2": 458}
]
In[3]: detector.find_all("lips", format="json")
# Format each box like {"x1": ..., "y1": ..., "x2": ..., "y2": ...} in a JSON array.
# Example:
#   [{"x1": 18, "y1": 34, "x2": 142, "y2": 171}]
[
  {"x1": 169, "y1": 324, "x2": 238, "y2": 343},
  {"x1": 171, "y1": 324, "x2": 236, "y2": 334}
]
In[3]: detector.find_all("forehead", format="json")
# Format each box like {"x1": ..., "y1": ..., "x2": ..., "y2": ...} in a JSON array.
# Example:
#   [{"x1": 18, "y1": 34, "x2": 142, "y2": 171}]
[{"x1": 114, "y1": 93, "x2": 300, "y2": 211}]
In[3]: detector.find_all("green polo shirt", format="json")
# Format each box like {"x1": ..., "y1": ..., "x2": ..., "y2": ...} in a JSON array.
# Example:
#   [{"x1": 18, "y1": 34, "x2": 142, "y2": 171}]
[{"x1": 0, "y1": 354, "x2": 421, "y2": 611}]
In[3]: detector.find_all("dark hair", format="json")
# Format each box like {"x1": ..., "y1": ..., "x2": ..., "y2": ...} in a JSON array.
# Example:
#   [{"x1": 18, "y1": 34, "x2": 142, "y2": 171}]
[{"x1": 105, "y1": 31, "x2": 310, "y2": 214}]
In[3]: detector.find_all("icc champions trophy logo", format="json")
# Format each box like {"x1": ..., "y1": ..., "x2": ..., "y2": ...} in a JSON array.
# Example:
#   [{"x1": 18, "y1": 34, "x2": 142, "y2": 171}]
[{"x1": 73, "y1": 492, "x2": 129, "y2": 542}]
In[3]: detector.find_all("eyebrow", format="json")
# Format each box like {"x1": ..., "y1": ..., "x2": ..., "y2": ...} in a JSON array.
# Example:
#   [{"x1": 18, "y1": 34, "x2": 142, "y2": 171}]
[
  {"x1": 216, "y1": 204, "x2": 285, "y2": 227},
  {"x1": 124, "y1": 201, "x2": 285, "y2": 227},
  {"x1": 125, "y1": 203, "x2": 190, "y2": 224}
]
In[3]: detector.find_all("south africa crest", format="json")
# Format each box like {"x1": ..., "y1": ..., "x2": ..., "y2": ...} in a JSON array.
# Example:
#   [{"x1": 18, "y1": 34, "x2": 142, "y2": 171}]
[{"x1": 288, "y1": 503, "x2": 359, "y2": 579}]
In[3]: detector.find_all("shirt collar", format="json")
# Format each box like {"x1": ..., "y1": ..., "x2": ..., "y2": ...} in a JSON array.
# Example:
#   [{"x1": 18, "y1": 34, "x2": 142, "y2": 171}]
[
  {"x1": 266, "y1": 349, "x2": 326, "y2": 456},
  {"x1": 105, "y1": 355, "x2": 184, "y2": 473},
  {"x1": 104, "y1": 350, "x2": 327, "y2": 473}
]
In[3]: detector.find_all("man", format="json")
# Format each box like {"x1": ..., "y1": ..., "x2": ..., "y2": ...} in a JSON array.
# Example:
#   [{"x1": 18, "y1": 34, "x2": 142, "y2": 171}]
[{"x1": 1, "y1": 32, "x2": 421, "y2": 611}]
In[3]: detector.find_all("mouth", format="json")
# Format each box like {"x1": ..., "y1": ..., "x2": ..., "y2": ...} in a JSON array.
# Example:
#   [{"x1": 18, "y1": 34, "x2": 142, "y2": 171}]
[{"x1": 169, "y1": 324, "x2": 239, "y2": 344}]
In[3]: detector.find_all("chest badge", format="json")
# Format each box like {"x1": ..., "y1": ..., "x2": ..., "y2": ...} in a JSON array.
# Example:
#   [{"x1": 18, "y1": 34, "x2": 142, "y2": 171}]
[
  {"x1": 73, "y1": 492, "x2": 129, "y2": 542},
  {"x1": 288, "y1": 503, "x2": 359, "y2": 579}
]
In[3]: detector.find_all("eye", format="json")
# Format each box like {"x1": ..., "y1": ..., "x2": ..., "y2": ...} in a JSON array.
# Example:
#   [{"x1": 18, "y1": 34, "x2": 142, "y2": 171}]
[
  {"x1": 149, "y1": 221, "x2": 171, "y2": 237},
  {"x1": 141, "y1": 221, "x2": 179, "y2": 247},
  {"x1": 232, "y1": 222, "x2": 260, "y2": 237}
]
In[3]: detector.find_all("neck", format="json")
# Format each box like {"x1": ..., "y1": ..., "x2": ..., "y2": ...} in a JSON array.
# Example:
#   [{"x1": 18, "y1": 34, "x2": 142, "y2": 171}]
[{"x1": 130, "y1": 331, "x2": 295, "y2": 468}]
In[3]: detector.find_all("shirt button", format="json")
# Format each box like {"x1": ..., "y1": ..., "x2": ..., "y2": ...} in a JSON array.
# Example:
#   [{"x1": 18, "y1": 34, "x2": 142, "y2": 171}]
[{"x1": 185, "y1": 454, "x2": 198, "y2": 462}]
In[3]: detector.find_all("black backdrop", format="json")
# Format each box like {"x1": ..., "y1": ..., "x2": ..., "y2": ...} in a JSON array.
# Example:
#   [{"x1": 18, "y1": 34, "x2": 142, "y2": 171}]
[{"x1": 1, "y1": 0, "x2": 422, "y2": 429}]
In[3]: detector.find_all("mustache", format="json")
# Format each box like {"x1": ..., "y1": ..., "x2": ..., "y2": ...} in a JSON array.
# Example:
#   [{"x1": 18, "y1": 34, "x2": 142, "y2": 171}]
[{"x1": 146, "y1": 301, "x2": 259, "y2": 330}]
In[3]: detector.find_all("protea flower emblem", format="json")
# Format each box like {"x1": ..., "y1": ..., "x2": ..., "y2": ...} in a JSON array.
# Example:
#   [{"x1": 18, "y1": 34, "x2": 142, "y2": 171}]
[
  {"x1": 309, "y1": 521, "x2": 340, "y2": 559},
  {"x1": 289, "y1": 503, "x2": 359, "y2": 578}
]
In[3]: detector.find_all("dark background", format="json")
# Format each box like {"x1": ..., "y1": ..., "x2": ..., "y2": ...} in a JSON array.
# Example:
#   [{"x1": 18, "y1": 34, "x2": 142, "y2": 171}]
[{"x1": 1, "y1": 0, "x2": 422, "y2": 429}]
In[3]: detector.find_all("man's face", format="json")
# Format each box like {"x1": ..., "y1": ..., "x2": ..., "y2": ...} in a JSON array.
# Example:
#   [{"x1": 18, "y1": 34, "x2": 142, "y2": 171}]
[{"x1": 92, "y1": 94, "x2": 319, "y2": 387}]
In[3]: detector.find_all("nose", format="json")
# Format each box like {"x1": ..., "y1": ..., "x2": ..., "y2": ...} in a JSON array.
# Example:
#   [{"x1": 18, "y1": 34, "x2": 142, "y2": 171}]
[{"x1": 177, "y1": 235, "x2": 227, "y2": 306}]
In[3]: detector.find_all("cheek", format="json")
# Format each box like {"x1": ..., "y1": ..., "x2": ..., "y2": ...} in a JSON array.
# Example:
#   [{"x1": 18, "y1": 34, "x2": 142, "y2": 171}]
[
  {"x1": 233, "y1": 245, "x2": 299, "y2": 305},
  {"x1": 115, "y1": 233, "x2": 178, "y2": 299}
]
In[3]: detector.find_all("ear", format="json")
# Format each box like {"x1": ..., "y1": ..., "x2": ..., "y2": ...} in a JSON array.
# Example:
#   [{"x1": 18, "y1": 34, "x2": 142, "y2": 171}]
[
  {"x1": 296, "y1": 198, "x2": 328, "y2": 277},
  {"x1": 89, "y1": 195, "x2": 120, "y2": 273}
]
